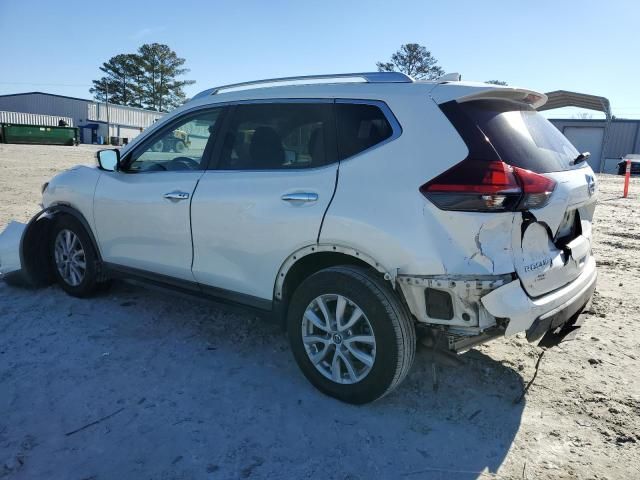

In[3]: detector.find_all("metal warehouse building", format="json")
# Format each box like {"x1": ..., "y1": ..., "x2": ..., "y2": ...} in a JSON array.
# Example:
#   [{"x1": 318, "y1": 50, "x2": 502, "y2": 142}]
[
  {"x1": 549, "y1": 118, "x2": 640, "y2": 173},
  {"x1": 0, "y1": 92, "x2": 163, "y2": 144}
]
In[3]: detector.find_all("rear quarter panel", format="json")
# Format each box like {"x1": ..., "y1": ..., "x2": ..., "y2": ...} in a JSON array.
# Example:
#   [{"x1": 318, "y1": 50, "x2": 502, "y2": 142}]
[{"x1": 320, "y1": 93, "x2": 516, "y2": 276}]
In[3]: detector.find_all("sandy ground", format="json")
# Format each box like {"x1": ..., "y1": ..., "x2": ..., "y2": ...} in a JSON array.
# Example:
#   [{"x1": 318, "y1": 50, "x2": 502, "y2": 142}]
[{"x1": 0, "y1": 144, "x2": 638, "y2": 479}]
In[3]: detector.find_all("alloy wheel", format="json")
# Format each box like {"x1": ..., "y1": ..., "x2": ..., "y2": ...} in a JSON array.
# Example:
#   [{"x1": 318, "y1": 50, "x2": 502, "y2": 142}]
[
  {"x1": 301, "y1": 294, "x2": 377, "y2": 384},
  {"x1": 54, "y1": 229, "x2": 86, "y2": 287}
]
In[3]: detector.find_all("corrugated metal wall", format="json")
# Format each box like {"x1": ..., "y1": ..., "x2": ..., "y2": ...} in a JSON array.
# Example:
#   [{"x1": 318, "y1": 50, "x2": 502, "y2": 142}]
[
  {"x1": 0, "y1": 93, "x2": 90, "y2": 127},
  {"x1": 550, "y1": 119, "x2": 640, "y2": 158},
  {"x1": 89, "y1": 103, "x2": 163, "y2": 128},
  {"x1": 0, "y1": 110, "x2": 73, "y2": 127},
  {"x1": 0, "y1": 93, "x2": 164, "y2": 143}
]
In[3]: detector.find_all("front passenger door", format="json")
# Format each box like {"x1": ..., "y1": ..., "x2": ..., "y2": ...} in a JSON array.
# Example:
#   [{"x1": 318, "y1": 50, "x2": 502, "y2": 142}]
[{"x1": 93, "y1": 107, "x2": 224, "y2": 281}]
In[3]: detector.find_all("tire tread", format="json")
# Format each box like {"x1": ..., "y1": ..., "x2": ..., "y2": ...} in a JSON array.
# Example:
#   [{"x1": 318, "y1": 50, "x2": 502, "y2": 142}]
[
  {"x1": 287, "y1": 264, "x2": 416, "y2": 403},
  {"x1": 326, "y1": 266, "x2": 416, "y2": 400}
]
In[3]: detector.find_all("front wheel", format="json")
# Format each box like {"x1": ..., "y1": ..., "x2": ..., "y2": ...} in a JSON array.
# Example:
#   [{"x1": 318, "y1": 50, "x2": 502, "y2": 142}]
[
  {"x1": 50, "y1": 216, "x2": 100, "y2": 297},
  {"x1": 287, "y1": 266, "x2": 416, "y2": 404},
  {"x1": 174, "y1": 140, "x2": 186, "y2": 153},
  {"x1": 151, "y1": 140, "x2": 164, "y2": 152}
]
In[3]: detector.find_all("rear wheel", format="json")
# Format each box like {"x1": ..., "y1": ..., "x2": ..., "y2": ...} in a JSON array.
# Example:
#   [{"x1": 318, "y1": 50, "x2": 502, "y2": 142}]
[
  {"x1": 287, "y1": 266, "x2": 416, "y2": 404},
  {"x1": 50, "y1": 216, "x2": 100, "y2": 297}
]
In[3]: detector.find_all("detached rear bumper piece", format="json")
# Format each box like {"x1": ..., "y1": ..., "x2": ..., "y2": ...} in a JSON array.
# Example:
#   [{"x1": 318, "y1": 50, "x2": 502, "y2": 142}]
[
  {"x1": 0, "y1": 221, "x2": 26, "y2": 279},
  {"x1": 481, "y1": 256, "x2": 597, "y2": 338},
  {"x1": 525, "y1": 276, "x2": 595, "y2": 342}
]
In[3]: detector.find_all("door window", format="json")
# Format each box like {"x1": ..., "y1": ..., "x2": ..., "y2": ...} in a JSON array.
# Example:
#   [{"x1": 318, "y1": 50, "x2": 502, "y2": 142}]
[
  {"x1": 218, "y1": 103, "x2": 336, "y2": 170},
  {"x1": 126, "y1": 109, "x2": 223, "y2": 172}
]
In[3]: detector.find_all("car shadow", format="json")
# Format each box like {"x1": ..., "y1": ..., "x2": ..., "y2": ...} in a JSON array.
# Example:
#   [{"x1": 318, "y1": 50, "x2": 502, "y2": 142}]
[{"x1": 1, "y1": 279, "x2": 526, "y2": 480}]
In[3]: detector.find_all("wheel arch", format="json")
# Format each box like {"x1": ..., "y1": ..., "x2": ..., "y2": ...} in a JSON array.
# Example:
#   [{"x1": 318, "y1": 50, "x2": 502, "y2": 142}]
[
  {"x1": 19, "y1": 204, "x2": 103, "y2": 287},
  {"x1": 273, "y1": 244, "x2": 399, "y2": 328}
]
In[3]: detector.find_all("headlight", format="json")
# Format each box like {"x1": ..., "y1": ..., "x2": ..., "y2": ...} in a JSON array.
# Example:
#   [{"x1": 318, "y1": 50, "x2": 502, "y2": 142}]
[{"x1": 41, "y1": 182, "x2": 49, "y2": 194}]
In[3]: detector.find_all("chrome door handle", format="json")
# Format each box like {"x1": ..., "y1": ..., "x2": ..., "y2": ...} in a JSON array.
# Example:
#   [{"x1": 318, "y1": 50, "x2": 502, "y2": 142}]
[
  {"x1": 281, "y1": 192, "x2": 318, "y2": 203},
  {"x1": 163, "y1": 191, "x2": 190, "y2": 200}
]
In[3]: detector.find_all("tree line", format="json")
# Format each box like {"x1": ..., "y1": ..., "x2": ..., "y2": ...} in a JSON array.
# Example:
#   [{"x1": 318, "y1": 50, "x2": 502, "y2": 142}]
[
  {"x1": 376, "y1": 43, "x2": 507, "y2": 85},
  {"x1": 91, "y1": 42, "x2": 506, "y2": 112},
  {"x1": 90, "y1": 43, "x2": 194, "y2": 112}
]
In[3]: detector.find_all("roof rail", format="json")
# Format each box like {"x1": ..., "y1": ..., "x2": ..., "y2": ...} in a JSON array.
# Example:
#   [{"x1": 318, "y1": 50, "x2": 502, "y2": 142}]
[{"x1": 191, "y1": 72, "x2": 414, "y2": 100}]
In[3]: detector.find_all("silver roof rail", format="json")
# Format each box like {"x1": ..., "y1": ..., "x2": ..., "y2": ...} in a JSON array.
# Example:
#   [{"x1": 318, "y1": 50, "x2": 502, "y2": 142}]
[{"x1": 191, "y1": 72, "x2": 414, "y2": 100}]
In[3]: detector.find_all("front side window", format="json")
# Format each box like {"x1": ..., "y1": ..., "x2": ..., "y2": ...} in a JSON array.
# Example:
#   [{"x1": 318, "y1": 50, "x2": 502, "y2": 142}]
[
  {"x1": 335, "y1": 103, "x2": 394, "y2": 160},
  {"x1": 126, "y1": 109, "x2": 223, "y2": 172},
  {"x1": 218, "y1": 103, "x2": 336, "y2": 170}
]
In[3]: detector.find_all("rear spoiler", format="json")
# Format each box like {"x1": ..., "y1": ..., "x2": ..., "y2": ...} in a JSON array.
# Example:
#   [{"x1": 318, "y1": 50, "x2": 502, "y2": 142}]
[
  {"x1": 456, "y1": 88, "x2": 547, "y2": 109},
  {"x1": 430, "y1": 83, "x2": 548, "y2": 109}
]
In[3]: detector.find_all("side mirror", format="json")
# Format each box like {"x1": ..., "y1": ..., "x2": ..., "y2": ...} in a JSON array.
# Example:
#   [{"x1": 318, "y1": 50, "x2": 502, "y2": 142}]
[{"x1": 97, "y1": 149, "x2": 120, "y2": 172}]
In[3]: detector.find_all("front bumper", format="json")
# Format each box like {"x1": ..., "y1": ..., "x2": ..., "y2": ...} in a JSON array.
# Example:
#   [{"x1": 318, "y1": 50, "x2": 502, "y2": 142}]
[
  {"x1": 481, "y1": 256, "x2": 597, "y2": 337},
  {"x1": 0, "y1": 221, "x2": 26, "y2": 279}
]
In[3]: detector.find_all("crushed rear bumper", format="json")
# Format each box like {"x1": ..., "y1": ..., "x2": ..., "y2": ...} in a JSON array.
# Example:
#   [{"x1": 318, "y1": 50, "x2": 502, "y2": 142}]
[
  {"x1": 524, "y1": 275, "x2": 596, "y2": 342},
  {"x1": 481, "y1": 256, "x2": 597, "y2": 339}
]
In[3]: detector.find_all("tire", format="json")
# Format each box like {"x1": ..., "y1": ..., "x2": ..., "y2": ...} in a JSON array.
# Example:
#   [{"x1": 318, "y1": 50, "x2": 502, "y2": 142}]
[
  {"x1": 151, "y1": 140, "x2": 164, "y2": 152},
  {"x1": 287, "y1": 265, "x2": 416, "y2": 404},
  {"x1": 174, "y1": 140, "x2": 186, "y2": 153},
  {"x1": 49, "y1": 216, "x2": 100, "y2": 297}
]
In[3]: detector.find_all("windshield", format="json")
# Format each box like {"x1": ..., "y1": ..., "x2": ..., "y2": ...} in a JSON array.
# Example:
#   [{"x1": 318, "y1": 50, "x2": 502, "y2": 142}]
[{"x1": 460, "y1": 100, "x2": 580, "y2": 173}]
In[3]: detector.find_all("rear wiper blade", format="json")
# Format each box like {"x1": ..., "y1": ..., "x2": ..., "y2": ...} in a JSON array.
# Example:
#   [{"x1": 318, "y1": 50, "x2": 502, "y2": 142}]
[{"x1": 572, "y1": 152, "x2": 590, "y2": 165}]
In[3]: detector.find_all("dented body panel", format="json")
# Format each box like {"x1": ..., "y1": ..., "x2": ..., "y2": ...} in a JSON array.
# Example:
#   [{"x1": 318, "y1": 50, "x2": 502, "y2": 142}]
[
  {"x1": 512, "y1": 167, "x2": 597, "y2": 297},
  {"x1": 482, "y1": 256, "x2": 597, "y2": 336},
  {"x1": 398, "y1": 273, "x2": 511, "y2": 331},
  {"x1": 3, "y1": 79, "x2": 598, "y2": 356}
]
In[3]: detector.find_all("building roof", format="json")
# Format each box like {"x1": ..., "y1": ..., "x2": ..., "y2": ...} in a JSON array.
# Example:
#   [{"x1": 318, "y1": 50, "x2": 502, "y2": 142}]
[{"x1": 0, "y1": 91, "x2": 163, "y2": 115}]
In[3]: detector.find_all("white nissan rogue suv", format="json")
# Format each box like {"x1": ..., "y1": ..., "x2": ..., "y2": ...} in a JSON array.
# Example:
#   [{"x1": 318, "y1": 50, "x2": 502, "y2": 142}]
[{"x1": 2, "y1": 72, "x2": 598, "y2": 404}]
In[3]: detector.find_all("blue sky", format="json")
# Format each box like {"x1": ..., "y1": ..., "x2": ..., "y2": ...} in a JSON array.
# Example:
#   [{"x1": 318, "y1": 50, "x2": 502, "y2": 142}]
[{"x1": 1, "y1": 0, "x2": 637, "y2": 118}]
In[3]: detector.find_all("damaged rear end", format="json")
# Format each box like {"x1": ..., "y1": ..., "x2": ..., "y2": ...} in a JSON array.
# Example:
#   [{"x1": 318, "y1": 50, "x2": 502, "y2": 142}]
[{"x1": 401, "y1": 84, "x2": 597, "y2": 351}]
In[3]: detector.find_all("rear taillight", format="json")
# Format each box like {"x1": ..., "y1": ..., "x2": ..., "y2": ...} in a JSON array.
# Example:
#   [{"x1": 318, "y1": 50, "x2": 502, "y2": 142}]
[
  {"x1": 420, "y1": 160, "x2": 555, "y2": 212},
  {"x1": 512, "y1": 165, "x2": 556, "y2": 209}
]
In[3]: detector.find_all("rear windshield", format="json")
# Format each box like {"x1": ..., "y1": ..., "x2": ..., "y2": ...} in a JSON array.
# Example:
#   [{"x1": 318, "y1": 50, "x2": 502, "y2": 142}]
[{"x1": 458, "y1": 100, "x2": 579, "y2": 173}]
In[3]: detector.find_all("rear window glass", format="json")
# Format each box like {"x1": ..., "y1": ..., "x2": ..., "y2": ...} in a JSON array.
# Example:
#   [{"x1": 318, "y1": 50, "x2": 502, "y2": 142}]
[
  {"x1": 459, "y1": 100, "x2": 579, "y2": 173},
  {"x1": 335, "y1": 103, "x2": 393, "y2": 159}
]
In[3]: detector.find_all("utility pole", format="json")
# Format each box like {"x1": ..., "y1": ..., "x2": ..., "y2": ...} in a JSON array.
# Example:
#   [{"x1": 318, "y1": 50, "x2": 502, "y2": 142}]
[{"x1": 105, "y1": 83, "x2": 110, "y2": 145}]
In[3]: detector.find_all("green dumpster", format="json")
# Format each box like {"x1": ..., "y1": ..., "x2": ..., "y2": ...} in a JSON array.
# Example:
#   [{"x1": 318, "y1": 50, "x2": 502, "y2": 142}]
[{"x1": 0, "y1": 123, "x2": 79, "y2": 146}]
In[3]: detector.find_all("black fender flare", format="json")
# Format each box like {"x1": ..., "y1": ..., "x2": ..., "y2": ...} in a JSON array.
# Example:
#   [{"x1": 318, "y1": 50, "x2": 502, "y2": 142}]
[{"x1": 19, "y1": 205, "x2": 104, "y2": 287}]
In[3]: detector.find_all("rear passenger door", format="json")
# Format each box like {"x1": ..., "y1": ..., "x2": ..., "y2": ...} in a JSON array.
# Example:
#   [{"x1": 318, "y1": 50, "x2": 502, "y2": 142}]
[{"x1": 190, "y1": 101, "x2": 338, "y2": 304}]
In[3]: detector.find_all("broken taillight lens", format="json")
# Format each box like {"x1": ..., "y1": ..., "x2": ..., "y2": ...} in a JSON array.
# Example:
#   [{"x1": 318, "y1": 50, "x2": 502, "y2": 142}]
[
  {"x1": 420, "y1": 160, "x2": 555, "y2": 212},
  {"x1": 512, "y1": 165, "x2": 556, "y2": 210}
]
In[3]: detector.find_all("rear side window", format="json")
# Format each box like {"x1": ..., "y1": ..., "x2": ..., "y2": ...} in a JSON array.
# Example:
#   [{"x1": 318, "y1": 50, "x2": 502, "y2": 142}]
[
  {"x1": 452, "y1": 100, "x2": 579, "y2": 173},
  {"x1": 218, "y1": 103, "x2": 336, "y2": 170},
  {"x1": 335, "y1": 103, "x2": 393, "y2": 159}
]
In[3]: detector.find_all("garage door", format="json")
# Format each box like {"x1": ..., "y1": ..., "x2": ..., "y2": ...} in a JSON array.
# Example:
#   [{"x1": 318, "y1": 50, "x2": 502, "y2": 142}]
[{"x1": 563, "y1": 126, "x2": 604, "y2": 171}]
